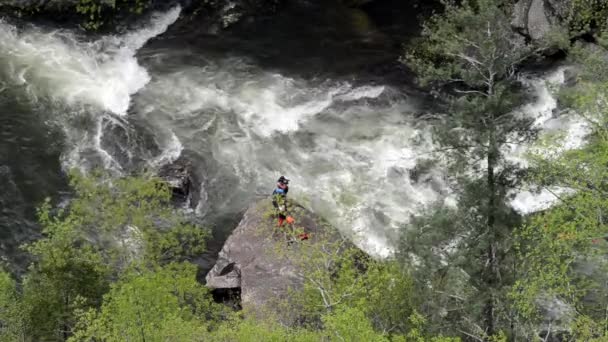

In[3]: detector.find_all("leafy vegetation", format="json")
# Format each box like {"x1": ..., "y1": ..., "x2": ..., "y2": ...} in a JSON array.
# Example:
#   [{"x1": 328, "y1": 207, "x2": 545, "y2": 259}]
[
  {"x1": 0, "y1": 171, "x2": 209, "y2": 341},
  {"x1": 566, "y1": 0, "x2": 608, "y2": 34},
  {"x1": 4, "y1": 0, "x2": 608, "y2": 341},
  {"x1": 510, "y1": 41, "x2": 608, "y2": 340},
  {"x1": 397, "y1": 1, "x2": 608, "y2": 340},
  {"x1": 402, "y1": 0, "x2": 538, "y2": 338},
  {"x1": 75, "y1": 0, "x2": 151, "y2": 30},
  {"x1": 0, "y1": 171, "x2": 457, "y2": 341}
]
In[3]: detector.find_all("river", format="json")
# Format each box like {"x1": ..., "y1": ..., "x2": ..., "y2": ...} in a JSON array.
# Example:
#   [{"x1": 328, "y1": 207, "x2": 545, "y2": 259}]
[{"x1": 0, "y1": 1, "x2": 590, "y2": 271}]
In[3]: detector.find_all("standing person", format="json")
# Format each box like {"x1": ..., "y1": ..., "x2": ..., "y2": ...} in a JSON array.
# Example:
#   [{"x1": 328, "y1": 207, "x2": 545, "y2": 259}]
[{"x1": 272, "y1": 176, "x2": 289, "y2": 226}]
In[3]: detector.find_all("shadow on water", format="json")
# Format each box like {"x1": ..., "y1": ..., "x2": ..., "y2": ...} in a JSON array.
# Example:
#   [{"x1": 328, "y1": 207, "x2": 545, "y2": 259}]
[
  {"x1": 144, "y1": 0, "x2": 433, "y2": 89},
  {"x1": 0, "y1": 91, "x2": 69, "y2": 273}
]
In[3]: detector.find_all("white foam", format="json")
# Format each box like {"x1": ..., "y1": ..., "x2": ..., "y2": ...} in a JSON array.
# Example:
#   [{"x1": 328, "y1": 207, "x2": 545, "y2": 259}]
[
  {"x1": 9, "y1": 15, "x2": 587, "y2": 258},
  {"x1": 506, "y1": 68, "x2": 592, "y2": 213},
  {"x1": 0, "y1": 6, "x2": 181, "y2": 115},
  {"x1": 511, "y1": 187, "x2": 575, "y2": 215},
  {"x1": 136, "y1": 65, "x2": 389, "y2": 138},
  {"x1": 134, "y1": 61, "x2": 445, "y2": 257},
  {"x1": 148, "y1": 131, "x2": 184, "y2": 167},
  {"x1": 506, "y1": 68, "x2": 591, "y2": 165}
]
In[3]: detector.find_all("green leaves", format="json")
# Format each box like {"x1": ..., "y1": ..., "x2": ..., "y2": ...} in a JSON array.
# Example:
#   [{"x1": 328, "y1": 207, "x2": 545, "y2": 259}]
[
  {"x1": 405, "y1": 0, "x2": 532, "y2": 92},
  {"x1": 0, "y1": 271, "x2": 27, "y2": 342},
  {"x1": 510, "y1": 42, "x2": 608, "y2": 338},
  {"x1": 69, "y1": 263, "x2": 215, "y2": 341},
  {"x1": 75, "y1": 0, "x2": 151, "y2": 31},
  {"x1": 0, "y1": 171, "x2": 210, "y2": 341},
  {"x1": 401, "y1": 0, "x2": 541, "y2": 337},
  {"x1": 567, "y1": 0, "x2": 608, "y2": 35}
]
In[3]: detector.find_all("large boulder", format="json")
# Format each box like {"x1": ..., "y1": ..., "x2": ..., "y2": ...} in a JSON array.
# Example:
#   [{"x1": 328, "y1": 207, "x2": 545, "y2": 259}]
[
  {"x1": 528, "y1": 0, "x2": 552, "y2": 40},
  {"x1": 205, "y1": 198, "x2": 345, "y2": 318},
  {"x1": 511, "y1": 0, "x2": 569, "y2": 42}
]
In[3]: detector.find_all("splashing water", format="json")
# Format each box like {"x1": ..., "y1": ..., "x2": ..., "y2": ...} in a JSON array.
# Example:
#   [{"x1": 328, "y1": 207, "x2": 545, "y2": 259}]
[
  {"x1": 507, "y1": 68, "x2": 591, "y2": 214},
  {"x1": 0, "y1": 6, "x2": 181, "y2": 115},
  {"x1": 132, "y1": 59, "x2": 449, "y2": 257},
  {"x1": 0, "y1": 6, "x2": 591, "y2": 258}
]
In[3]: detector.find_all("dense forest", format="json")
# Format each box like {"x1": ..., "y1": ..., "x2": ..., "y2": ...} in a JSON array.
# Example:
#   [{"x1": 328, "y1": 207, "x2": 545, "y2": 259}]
[{"x1": 2, "y1": 0, "x2": 608, "y2": 341}]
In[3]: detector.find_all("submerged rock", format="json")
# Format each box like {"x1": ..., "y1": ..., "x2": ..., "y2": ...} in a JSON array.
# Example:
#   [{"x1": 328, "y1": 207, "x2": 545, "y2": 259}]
[
  {"x1": 205, "y1": 198, "x2": 345, "y2": 318},
  {"x1": 158, "y1": 153, "x2": 201, "y2": 208}
]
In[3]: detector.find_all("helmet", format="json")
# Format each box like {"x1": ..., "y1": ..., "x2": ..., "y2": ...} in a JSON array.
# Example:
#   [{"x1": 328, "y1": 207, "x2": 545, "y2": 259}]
[{"x1": 278, "y1": 176, "x2": 289, "y2": 185}]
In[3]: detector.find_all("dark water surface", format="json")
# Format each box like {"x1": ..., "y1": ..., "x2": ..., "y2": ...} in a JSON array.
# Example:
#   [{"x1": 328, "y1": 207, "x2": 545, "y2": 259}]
[{"x1": 0, "y1": 0, "x2": 430, "y2": 271}]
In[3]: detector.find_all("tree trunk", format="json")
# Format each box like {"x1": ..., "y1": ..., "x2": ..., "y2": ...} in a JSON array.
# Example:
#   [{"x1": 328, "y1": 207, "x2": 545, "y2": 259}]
[
  {"x1": 62, "y1": 292, "x2": 69, "y2": 341},
  {"x1": 484, "y1": 130, "x2": 498, "y2": 339}
]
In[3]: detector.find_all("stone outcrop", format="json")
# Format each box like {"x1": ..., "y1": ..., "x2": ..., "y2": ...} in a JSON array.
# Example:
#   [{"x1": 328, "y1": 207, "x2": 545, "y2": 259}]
[
  {"x1": 511, "y1": 0, "x2": 568, "y2": 42},
  {"x1": 205, "y1": 198, "x2": 344, "y2": 318},
  {"x1": 158, "y1": 153, "x2": 201, "y2": 208}
]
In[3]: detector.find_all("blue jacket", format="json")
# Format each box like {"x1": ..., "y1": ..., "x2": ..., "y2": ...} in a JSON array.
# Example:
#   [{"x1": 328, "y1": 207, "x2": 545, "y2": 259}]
[{"x1": 272, "y1": 187, "x2": 288, "y2": 211}]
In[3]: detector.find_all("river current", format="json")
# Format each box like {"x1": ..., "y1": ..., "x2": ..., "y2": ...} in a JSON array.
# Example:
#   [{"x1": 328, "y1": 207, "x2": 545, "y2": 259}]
[{"x1": 0, "y1": 3, "x2": 591, "y2": 268}]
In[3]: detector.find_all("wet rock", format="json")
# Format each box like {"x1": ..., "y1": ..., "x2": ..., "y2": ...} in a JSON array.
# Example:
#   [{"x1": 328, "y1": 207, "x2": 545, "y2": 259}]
[
  {"x1": 527, "y1": 0, "x2": 552, "y2": 41},
  {"x1": 187, "y1": 0, "x2": 285, "y2": 33},
  {"x1": 205, "y1": 198, "x2": 346, "y2": 319},
  {"x1": 562, "y1": 66, "x2": 579, "y2": 88},
  {"x1": 511, "y1": 0, "x2": 532, "y2": 35},
  {"x1": 511, "y1": 0, "x2": 569, "y2": 42},
  {"x1": 158, "y1": 153, "x2": 201, "y2": 208}
]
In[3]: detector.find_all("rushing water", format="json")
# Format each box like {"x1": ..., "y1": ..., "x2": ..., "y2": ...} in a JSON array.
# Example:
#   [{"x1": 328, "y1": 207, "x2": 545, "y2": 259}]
[{"x1": 0, "y1": 2, "x2": 592, "y2": 266}]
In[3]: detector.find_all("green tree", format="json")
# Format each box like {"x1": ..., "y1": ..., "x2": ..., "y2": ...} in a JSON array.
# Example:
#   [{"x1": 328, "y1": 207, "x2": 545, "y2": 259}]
[
  {"x1": 402, "y1": 0, "x2": 538, "y2": 338},
  {"x1": 0, "y1": 171, "x2": 209, "y2": 341},
  {"x1": 566, "y1": 0, "x2": 608, "y2": 35},
  {"x1": 69, "y1": 263, "x2": 218, "y2": 341},
  {"x1": 511, "y1": 43, "x2": 608, "y2": 340},
  {"x1": 266, "y1": 215, "x2": 446, "y2": 340},
  {"x1": 0, "y1": 271, "x2": 27, "y2": 342}
]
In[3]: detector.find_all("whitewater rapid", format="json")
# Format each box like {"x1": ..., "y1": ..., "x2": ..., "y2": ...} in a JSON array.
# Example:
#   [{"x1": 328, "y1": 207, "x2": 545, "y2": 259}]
[
  {"x1": 0, "y1": 7, "x2": 180, "y2": 114},
  {"x1": 0, "y1": 7, "x2": 591, "y2": 257}
]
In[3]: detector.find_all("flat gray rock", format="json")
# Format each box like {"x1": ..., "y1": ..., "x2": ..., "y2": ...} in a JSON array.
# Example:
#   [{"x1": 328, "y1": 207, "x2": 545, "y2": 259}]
[
  {"x1": 527, "y1": 0, "x2": 552, "y2": 41},
  {"x1": 206, "y1": 198, "x2": 342, "y2": 317}
]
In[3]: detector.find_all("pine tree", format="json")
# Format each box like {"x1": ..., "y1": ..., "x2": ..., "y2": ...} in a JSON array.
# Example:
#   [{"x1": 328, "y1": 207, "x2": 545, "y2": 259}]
[{"x1": 401, "y1": 0, "x2": 538, "y2": 338}]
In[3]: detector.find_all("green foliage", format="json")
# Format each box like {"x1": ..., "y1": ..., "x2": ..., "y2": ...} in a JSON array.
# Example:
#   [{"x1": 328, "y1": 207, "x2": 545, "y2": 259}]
[
  {"x1": 404, "y1": 0, "x2": 532, "y2": 90},
  {"x1": 64, "y1": 171, "x2": 208, "y2": 266},
  {"x1": 208, "y1": 307, "x2": 459, "y2": 342},
  {"x1": 0, "y1": 170, "x2": 465, "y2": 341},
  {"x1": 17, "y1": 196, "x2": 111, "y2": 340},
  {"x1": 209, "y1": 315, "x2": 322, "y2": 342},
  {"x1": 566, "y1": 0, "x2": 608, "y2": 35},
  {"x1": 271, "y1": 225, "x2": 438, "y2": 339},
  {"x1": 0, "y1": 271, "x2": 27, "y2": 342},
  {"x1": 0, "y1": 171, "x2": 209, "y2": 341},
  {"x1": 321, "y1": 307, "x2": 390, "y2": 342},
  {"x1": 512, "y1": 138, "x2": 608, "y2": 338},
  {"x1": 401, "y1": 0, "x2": 538, "y2": 338},
  {"x1": 252, "y1": 200, "x2": 455, "y2": 340},
  {"x1": 75, "y1": 0, "x2": 151, "y2": 30},
  {"x1": 75, "y1": 0, "x2": 107, "y2": 30},
  {"x1": 511, "y1": 42, "x2": 608, "y2": 340},
  {"x1": 69, "y1": 263, "x2": 217, "y2": 341}
]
